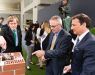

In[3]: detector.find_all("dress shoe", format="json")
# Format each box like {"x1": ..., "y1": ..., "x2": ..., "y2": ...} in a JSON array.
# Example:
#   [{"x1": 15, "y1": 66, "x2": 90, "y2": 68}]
[
  {"x1": 40, "y1": 67, "x2": 43, "y2": 69},
  {"x1": 27, "y1": 66, "x2": 31, "y2": 70},
  {"x1": 30, "y1": 62, "x2": 33, "y2": 64}
]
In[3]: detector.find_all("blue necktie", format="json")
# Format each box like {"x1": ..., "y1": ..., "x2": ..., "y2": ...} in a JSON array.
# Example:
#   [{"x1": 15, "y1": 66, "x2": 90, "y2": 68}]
[
  {"x1": 75, "y1": 38, "x2": 79, "y2": 46},
  {"x1": 72, "y1": 38, "x2": 79, "y2": 52}
]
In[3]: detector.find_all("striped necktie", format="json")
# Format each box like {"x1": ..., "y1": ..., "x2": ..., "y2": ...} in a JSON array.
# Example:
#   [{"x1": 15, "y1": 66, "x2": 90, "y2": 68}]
[
  {"x1": 72, "y1": 38, "x2": 79, "y2": 52},
  {"x1": 75, "y1": 38, "x2": 79, "y2": 46}
]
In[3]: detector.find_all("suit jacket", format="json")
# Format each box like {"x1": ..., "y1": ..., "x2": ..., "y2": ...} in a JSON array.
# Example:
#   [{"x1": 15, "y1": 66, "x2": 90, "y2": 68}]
[
  {"x1": 72, "y1": 32, "x2": 95, "y2": 75},
  {"x1": 25, "y1": 28, "x2": 33, "y2": 46},
  {"x1": 42, "y1": 33, "x2": 50, "y2": 50},
  {"x1": 25, "y1": 28, "x2": 41, "y2": 51},
  {"x1": 0, "y1": 25, "x2": 22, "y2": 53},
  {"x1": 44, "y1": 29, "x2": 72, "y2": 75}
]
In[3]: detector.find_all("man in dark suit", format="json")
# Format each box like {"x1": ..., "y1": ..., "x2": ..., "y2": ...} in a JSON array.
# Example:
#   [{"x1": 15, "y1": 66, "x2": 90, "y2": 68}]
[
  {"x1": 0, "y1": 15, "x2": 22, "y2": 54},
  {"x1": 64, "y1": 13, "x2": 95, "y2": 75},
  {"x1": 32, "y1": 15, "x2": 72, "y2": 75}
]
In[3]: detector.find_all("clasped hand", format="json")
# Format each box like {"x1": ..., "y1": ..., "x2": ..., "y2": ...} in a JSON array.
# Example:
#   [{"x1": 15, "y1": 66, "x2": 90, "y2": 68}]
[{"x1": 63, "y1": 65, "x2": 71, "y2": 74}]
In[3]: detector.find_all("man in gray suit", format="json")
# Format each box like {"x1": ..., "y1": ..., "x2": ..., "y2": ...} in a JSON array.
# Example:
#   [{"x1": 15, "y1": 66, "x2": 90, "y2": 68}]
[
  {"x1": 32, "y1": 15, "x2": 72, "y2": 75},
  {"x1": 64, "y1": 13, "x2": 95, "y2": 75}
]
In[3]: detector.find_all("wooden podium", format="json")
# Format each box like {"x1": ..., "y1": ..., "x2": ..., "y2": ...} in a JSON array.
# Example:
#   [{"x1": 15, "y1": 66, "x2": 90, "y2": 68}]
[{"x1": 0, "y1": 52, "x2": 25, "y2": 75}]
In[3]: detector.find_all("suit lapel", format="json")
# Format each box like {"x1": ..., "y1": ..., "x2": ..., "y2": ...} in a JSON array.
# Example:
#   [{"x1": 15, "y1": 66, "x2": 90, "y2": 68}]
[
  {"x1": 78, "y1": 32, "x2": 91, "y2": 46},
  {"x1": 47, "y1": 29, "x2": 65, "y2": 50},
  {"x1": 74, "y1": 32, "x2": 91, "y2": 52},
  {"x1": 54, "y1": 29, "x2": 64, "y2": 49},
  {"x1": 48, "y1": 33, "x2": 54, "y2": 48},
  {"x1": 8, "y1": 27, "x2": 14, "y2": 40},
  {"x1": 7, "y1": 27, "x2": 15, "y2": 45}
]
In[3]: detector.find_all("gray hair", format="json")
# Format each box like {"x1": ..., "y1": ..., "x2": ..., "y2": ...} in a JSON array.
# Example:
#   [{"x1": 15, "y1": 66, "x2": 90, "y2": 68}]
[{"x1": 49, "y1": 15, "x2": 62, "y2": 26}]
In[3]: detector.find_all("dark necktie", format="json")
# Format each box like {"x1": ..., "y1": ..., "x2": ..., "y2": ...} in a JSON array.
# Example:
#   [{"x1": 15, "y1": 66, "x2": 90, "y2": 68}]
[
  {"x1": 72, "y1": 38, "x2": 79, "y2": 52},
  {"x1": 75, "y1": 38, "x2": 79, "y2": 46},
  {"x1": 13, "y1": 30, "x2": 16, "y2": 45}
]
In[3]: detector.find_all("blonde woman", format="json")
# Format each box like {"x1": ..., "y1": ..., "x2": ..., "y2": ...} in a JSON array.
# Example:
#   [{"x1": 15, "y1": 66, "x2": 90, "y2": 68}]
[{"x1": 36, "y1": 21, "x2": 51, "y2": 69}]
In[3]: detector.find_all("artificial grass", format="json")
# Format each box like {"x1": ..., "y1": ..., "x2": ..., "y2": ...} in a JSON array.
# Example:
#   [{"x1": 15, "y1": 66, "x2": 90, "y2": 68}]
[
  {"x1": 90, "y1": 27, "x2": 95, "y2": 35},
  {"x1": 22, "y1": 48, "x2": 45, "y2": 75}
]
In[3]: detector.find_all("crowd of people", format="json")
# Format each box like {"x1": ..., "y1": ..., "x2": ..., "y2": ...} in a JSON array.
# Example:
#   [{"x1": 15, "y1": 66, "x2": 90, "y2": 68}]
[{"x1": 0, "y1": 0, "x2": 95, "y2": 75}]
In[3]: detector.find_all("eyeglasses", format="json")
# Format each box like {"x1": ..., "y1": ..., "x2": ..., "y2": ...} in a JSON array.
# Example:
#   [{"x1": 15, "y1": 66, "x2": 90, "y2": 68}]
[{"x1": 50, "y1": 25, "x2": 58, "y2": 28}]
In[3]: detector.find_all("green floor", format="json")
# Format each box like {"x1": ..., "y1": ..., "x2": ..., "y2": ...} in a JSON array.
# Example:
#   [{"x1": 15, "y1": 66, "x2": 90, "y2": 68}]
[{"x1": 22, "y1": 48, "x2": 45, "y2": 75}]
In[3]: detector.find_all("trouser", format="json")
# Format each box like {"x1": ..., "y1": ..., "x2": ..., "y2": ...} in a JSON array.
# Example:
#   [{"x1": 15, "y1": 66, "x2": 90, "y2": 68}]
[{"x1": 26, "y1": 45, "x2": 34, "y2": 66}]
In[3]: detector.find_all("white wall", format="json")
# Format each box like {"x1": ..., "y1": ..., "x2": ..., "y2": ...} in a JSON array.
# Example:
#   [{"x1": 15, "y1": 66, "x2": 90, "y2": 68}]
[
  {"x1": 23, "y1": 12, "x2": 33, "y2": 25},
  {"x1": 0, "y1": 14, "x2": 20, "y2": 25}
]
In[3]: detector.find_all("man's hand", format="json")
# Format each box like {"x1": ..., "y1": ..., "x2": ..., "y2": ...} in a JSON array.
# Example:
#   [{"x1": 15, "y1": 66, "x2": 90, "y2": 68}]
[
  {"x1": 63, "y1": 65, "x2": 71, "y2": 74},
  {"x1": 0, "y1": 36, "x2": 7, "y2": 49},
  {"x1": 31, "y1": 40, "x2": 34, "y2": 44},
  {"x1": 41, "y1": 56, "x2": 46, "y2": 62},
  {"x1": 32, "y1": 50, "x2": 45, "y2": 58}
]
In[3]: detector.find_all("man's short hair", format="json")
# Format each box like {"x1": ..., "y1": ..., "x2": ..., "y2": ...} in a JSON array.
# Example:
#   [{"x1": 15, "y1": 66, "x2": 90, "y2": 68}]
[
  {"x1": 49, "y1": 15, "x2": 62, "y2": 26},
  {"x1": 71, "y1": 13, "x2": 91, "y2": 28},
  {"x1": 7, "y1": 15, "x2": 19, "y2": 24}
]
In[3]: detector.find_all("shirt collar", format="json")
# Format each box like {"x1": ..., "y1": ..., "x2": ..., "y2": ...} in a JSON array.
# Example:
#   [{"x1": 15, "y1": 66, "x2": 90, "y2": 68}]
[
  {"x1": 55, "y1": 29, "x2": 62, "y2": 35},
  {"x1": 77, "y1": 30, "x2": 89, "y2": 42}
]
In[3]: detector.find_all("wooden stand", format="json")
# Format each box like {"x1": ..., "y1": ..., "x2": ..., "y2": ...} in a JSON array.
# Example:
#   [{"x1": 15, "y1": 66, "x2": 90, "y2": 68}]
[{"x1": 0, "y1": 52, "x2": 25, "y2": 75}]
